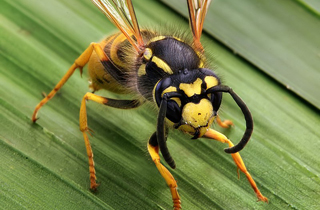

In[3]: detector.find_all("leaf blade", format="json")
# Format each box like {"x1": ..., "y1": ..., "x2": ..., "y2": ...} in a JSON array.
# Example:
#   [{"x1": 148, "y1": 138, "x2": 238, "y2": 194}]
[{"x1": 0, "y1": 0, "x2": 319, "y2": 209}]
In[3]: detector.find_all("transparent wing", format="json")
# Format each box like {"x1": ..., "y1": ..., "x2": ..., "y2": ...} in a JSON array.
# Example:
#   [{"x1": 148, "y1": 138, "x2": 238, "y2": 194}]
[
  {"x1": 187, "y1": 0, "x2": 212, "y2": 51},
  {"x1": 92, "y1": 0, "x2": 144, "y2": 52}
]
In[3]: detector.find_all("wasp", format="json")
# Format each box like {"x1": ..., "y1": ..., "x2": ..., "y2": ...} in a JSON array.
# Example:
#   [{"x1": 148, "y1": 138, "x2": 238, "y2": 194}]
[{"x1": 32, "y1": 0, "x2": 268, "y2": 208}]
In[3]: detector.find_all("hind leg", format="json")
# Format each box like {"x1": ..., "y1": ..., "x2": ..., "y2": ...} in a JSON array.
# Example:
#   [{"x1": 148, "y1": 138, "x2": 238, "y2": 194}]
[{"x1": 32, "y1": 42, "x2": 108, "y2": 122}]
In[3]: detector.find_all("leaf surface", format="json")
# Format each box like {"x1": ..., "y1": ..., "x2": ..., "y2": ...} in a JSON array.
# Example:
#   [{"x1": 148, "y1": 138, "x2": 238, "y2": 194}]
[{"x1": 0, "y1": 0, "x2": 319, "y2": 209}]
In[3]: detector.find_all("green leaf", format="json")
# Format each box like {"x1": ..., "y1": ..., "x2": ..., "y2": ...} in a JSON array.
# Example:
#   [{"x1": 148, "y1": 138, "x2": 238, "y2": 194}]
[
  {"x1": 0, "y1": 0, "x2": 319, "y2": 210},
  {"x1": 297, "y1": 0, "x2": 320, "y2": 15}
]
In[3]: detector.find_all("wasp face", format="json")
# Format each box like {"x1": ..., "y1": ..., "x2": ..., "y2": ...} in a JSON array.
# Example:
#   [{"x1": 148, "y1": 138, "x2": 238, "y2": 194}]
[
  {"x1": 155, "y1": 68, "x2": 222, "y2": 138},
  {"x1": 178, "y1": 97, "x2": 215, "y2": 138}
]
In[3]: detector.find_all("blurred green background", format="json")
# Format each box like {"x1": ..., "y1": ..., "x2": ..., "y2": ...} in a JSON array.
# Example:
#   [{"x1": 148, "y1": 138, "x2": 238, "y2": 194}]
[{"x1": 0, "y1": 0, "x2": 319, "y2": 209}]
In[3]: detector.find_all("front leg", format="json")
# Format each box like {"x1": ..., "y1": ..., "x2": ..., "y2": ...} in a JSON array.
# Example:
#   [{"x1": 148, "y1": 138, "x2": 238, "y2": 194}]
[
  {"x1": 204, "y1": 128, "x2": 268, "y2": 202},
  {"x1": 148, "y1": 133, "x2": 181, "y2": 210}
]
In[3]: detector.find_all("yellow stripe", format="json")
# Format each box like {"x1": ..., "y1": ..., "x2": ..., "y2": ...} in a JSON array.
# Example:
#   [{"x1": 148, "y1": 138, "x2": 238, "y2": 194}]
[
  {"x1": 199, "y1": 59, "x2": 205, "y2": 68},
  {"x1": 152, "y1": 80, "x2": 161, "y2": 102},
  {"x1": 148, "y1": 36, "x2": 166, "y2": 44},
  {"x1": 172, "y1": 36, "x2": 184, "y2": 43},
  {"x1": 110, "y1": 33, "x2": 127, "y2": 68},
  {"x1": 152, "y1": 56, "x2": 173, "y2": 75}
]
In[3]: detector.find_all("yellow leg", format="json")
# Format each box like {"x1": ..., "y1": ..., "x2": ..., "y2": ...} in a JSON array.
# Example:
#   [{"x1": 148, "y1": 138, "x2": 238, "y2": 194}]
[
  {"x1": 79, "y1": 92, "x2": 108, "y2": 190},
  {"x1": 148, "y1": 142, "x2": 181, "y2": 210},
  {"x1": 32, "y1": 42, "x2": 108, "y2": 122},
  {"x1": 204, "y1": 129, "x2": 268, "y2": 202},
  {"x1": 79, "y1": 92, "x2": 141, "y2": 190},
  {"x1": 216, "y1": 115, "x2": 234, "y2": 128}
]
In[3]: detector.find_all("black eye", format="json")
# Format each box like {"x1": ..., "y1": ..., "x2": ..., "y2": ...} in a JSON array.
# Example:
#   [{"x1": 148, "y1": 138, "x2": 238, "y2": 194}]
[
  {"x1": 211, "y1": 92, "x2": 222, "y2": 112},
  {"x1": 154, "y1": 77, "x2": 172, "y2": 107},
  {"x1": 166, "y1": 100, "x2": 181, "y2": 123}
]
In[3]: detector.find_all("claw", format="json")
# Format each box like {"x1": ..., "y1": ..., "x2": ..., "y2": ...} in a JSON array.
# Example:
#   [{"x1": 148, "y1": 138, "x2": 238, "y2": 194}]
[
  {"x1": 87, "y1": 127, "x2": 95, "y2": 136},
  {"x1": 79, "y1": 66, "x2": 83, "y2": 77},
  {"x1": 41, "y1": 91, "x2": 47, "y2": 98}
]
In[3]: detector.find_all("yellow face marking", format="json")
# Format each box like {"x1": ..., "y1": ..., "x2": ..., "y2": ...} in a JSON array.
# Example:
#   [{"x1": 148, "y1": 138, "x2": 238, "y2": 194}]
[
  {"x1": 143, "y1": 48, "x2": 152, "y2": 60},
  {"x1": 179, "y1": 99, "x2": 214, "y2": 137},
  {"x1": 161, "y1": 86, "x2": 177, "y2": 97},
  {"x1": 138, "y1": 64, "x2": 146, "y2": 77},
  {"x1": 161, "y1": 86, "x2": 181, "y2": 107},
  {"x1": 204, "y1": 76, "x2": 219, "y2": 89},
  {"x1": 152, "y1": 56, "x2": 173, "y2": 75},
  {"x1": 179, "y1": 78, "x2": 203, "y2": 97}
]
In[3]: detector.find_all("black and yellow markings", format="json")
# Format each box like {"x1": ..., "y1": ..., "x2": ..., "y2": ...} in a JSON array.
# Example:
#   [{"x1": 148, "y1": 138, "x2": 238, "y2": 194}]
[
  {"x1": 179, "y1": 78, "x2": 203, "y2": 97},
  {"x1": 137, "y1": 64, "x2": 147, "y2": 77},
  {"x1": 195, "y1": 50, "x2": 206, "y2": 68},
  {"x1": 204, "y1": 76, "x2": 219, "y2": 89},
  {"x1": 110, "y1": 33, "x2": 128, "y2": 68},
  {"x1": 180, "y1": 98, "x2": 214, "y2": 135},
  {"x1": 179, "y1": 94, "x2": 215, "y2": 137},
  {"x1": 138, "y1": 47, "x2": 152, "y2": 77},
  {"x1": 148, "y1": 35, "x2": 166, "y2": 44},
  {"x1": 139, "y1": 46, "x2": 174, "y2": 77},
  {"x1": 149, "y1": 35, "x2": 185, "y2": 45},
  {"x1": 32, "y1": 0, "x2": 269, "y2": 208},
  {"x1": 143, "y1": 47, "x2": 152, "y2": 60},
  {"x1": 181, "y1": 99, "x2": 213, "y2": 125},
  {"x1": 161, "y1": 86, "x2": 177, "y2": 96},
  {"x1": 178, "y1": 75, "x2": 219, "y2": 95},
  {"x1": 161, "y1": 86, "x2": 181, "y2": 107},
  {"x1": 152, "y1": 56, "x2": 173, "y2": 75}
]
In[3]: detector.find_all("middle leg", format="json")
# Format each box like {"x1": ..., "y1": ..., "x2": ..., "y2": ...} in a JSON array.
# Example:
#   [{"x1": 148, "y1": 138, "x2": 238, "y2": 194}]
[{"x1": 79, "y1": 92, "x2": 142, "y2": 190}]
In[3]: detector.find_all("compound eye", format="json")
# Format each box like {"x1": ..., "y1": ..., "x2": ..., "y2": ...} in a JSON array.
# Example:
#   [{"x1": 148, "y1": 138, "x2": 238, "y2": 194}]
[
  {"x1": 210, "y1": 92, "x2": 222, "y2": 112},
  {"x1": 166, "y1": 100, "x2": 182, "y2": 123}
]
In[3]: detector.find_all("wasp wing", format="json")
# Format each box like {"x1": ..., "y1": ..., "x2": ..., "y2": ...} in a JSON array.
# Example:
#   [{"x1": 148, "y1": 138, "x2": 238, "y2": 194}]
[
  {"x1": 187, "y1": 0, "x2": 212, "y2": 51},
  {"x1": 92, "y1": 0, "x2": 144, "y2": 52}
]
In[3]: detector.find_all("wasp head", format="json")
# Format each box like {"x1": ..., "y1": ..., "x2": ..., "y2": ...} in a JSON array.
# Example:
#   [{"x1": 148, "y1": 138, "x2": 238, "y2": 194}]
[{"x1": 155, "y1": 68, "x2": 222, "y2": 139}]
